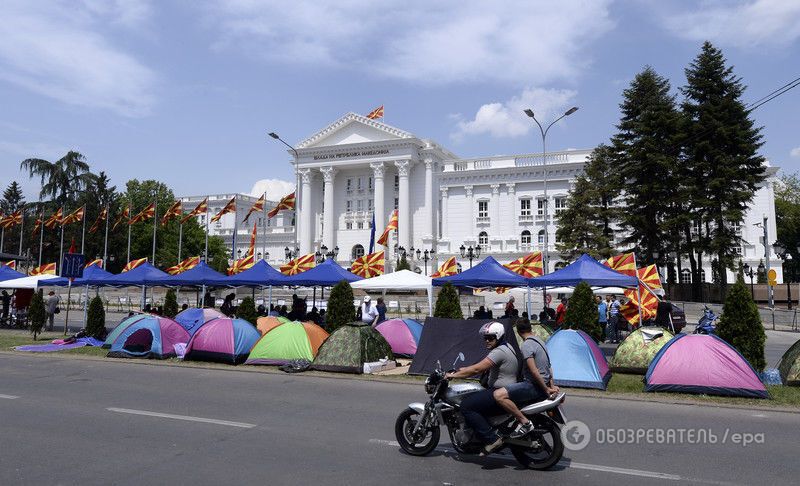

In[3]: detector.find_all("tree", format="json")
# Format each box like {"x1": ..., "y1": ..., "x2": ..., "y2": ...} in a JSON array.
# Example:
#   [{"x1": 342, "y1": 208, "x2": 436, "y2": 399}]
[
  {"x1": 163, "y1": 289, "x2": 179, "y2": 318},
  {"x1": 775, "y1": 173, "x2": 800, "y2": 282},
  {"x1": 433, "y1": 282, "x2": 463, "y2": 319},
  {"x1": 20, "y1": 151, "x2": 96, "y2": 206},
  {"x1": 716, "y1": 278, "x2": 765, "y2": 371},
  {"x1": 236, "y1": 296, "x2": 258, "y2": 326},
  {"x1": 327, "y1": 280, "x2": 356, "y2": 331},
  {"x1": 29, "y1": 290, "x2": 46, "y2": 340},
  {"x1": 612, "y1": 66, "x2": 682, "y2": 265},
  {"x1": 1, "y1": 181, "x2": 25, "y2": 215},
  {"x1": 396, "y1": 254, "x2": 411, "y2": 271},
  {"x1": 564, "y1": 282, "x2": 600, "y2": 341},
  {"x1": 86, "y1": 296, "x2": 106, "y2": 338},
  {"x1": 681, "y1": 42, "x2": 766, "y2": 298}
]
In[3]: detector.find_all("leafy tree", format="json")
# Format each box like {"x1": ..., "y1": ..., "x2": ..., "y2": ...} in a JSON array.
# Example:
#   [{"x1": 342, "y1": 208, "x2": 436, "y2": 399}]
[
  {"x1": 20, "y1": 151, "x2": 96, "y2": 206},
  {"x1": 327, "y1": 281, "x2": 356, "y2": 331},
  {"x1": 564, "y1": 282, "x2": 601, "y2": 341},
  {"x1": 1, "y1": 181, "x2": 25, "y2": 215},
  {"x1": 236, "y1": 296, "x2": 258, "y2": 326},
  {"x1": 85, "y1": 296, "x2": 106, "y2": 338},
  {"x1": 716, "y1": 278, "x2": 765, "y2": 371},
  {"x1": 396, "y1": 254, "x2": 411, "y2": 271},
  {"x1": 775, "y1": 173, "x2": 800, "y2": 282},
  {"x1": 29, "y1": 290, "x2": 46, "y2": 340},
  {"x1": 433, "y1": 282, "x2": 463, "y2": 319},
  {"x1": 163, "y1": 289, "x2": 179, "y2": 318}
]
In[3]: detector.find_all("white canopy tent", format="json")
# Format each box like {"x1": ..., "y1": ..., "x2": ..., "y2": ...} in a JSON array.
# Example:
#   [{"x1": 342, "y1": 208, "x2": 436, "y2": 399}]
[
  {"x1": 351, "y1": 270, "x2": 433, "y2": 315},
  {"x1": 0, "y1": 274, "x2": 59, "y2": 289}
]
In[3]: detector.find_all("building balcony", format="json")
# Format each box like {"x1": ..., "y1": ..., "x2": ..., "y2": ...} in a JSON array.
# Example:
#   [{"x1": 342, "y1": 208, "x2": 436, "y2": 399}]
[
  {"x1": 476, "y1": 216, "x2": 490, "y2": 225},
  {"x1": 518, "y1": 214, "x2": 533, "y2": 223}
]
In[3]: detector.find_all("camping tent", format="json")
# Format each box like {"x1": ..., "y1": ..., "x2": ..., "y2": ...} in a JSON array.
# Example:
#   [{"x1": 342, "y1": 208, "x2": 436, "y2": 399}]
[
  {"x1": 245, "y1": 320, "x2": 329, "y2": 365},
  {"x1": 184, "y1": 317, "x2": 261, "y2": 364},
  {"x1": 166, "y1": 262, "x2": 227, "y2": 287},
  {"x1": 645, "y1": 334, "x2": 769, "y2": 398},
  {"x1": 207, "y1": 259, "x2": 289, "y2": 287},
  {"x1": 107, "y1": 316, "x2": 190, "y2": 359},
  {"x1": 778, "y1": 338, "x2": 800, "y2": 386},
  {"x1": 282, "y1": 259, "x2": 363, "y2": 287},
  {"x1": 409, "y1": 318, "x2": 519, "y2": 375},
  {"x1": 527, "y1": 254, "x2": 638, "y2": 288},
  {"x1": 256, "y1": 315, "x2": 291, "y2": 335},
  {"x1": 102, "y1": 313, "x2": 149, "y2": 348},
  {"x1": 351, "y1": 270, "x2": 433, "y2": 314},
  {"x1": 97, "y1": 262, "x2": 171, "y2": 287},
  {"x1": 531, "y1": 324, "x2": 553, "y2": 342},
  {"x1": 0, "y1": 274, "x2": 59, "y2": 289},
  {"x1": 548, "y1": 329, "x2": 611, "y2": 390},
  {"x1": 312, "y1": 322, "x2": 393, "y2": 373},
  {"x1": 610, "y1": 327, "x2": 674, "y2": 374},
  {"x1": 0, "y1": 265, "x2": 25, "y2": 282},
  {"x1": 432, "y1": 256, "x2": 528, "y2": 288},
  {"x1": 375, "y1": 318, "x2": 423, "y2": 357},
  {"x1": 174, "y1": 307, "x2": 225, "y2": 335}
]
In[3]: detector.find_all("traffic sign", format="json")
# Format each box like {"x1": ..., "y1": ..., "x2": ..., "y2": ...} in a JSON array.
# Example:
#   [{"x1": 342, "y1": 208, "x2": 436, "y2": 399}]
[
  {"x1": 62, "y1": 253, "x2": 85, "y2": 279},
  {"x1": 768, "y1": 269, "x2": 777, "y2": 287}
]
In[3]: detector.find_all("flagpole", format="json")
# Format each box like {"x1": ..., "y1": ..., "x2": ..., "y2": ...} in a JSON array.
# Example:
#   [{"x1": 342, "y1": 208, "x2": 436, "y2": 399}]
[
  {"x1": 18, "y1": 208, "x2": 24, "y2": 256},
  {"x1": 177, "y1": 223, "x2": 183, "y2": 264},
  {"x1": 202, "y1": 196, "x2": 209, "y2": 306},
  {"x1": 232, "y1": 194, "x2": 238, "y2": 266},
  {"x1": 103, "y1": 204, "x2": 109, "y2": 265},
  {"x1": 80, "y1": 206, "x2": 87, "y2": 254},
  {"x1": 262, "y1": 191, "x2": 267, "y2": 262},
  {"x1": 152, "y1": 194, "x2": 158, "y2": 265},
  {"x1": 126, "y1": 220, "x2": 131, "y2": 264},
  {"x1": 0, "y1": 227, "x2": 4, "y2": 254},
  {"x1": 58, "y1": 207, "x2": 65, "y2": 276},
  {"x1": 38, "y1": 212, "x2": 44, "y2": 266}
]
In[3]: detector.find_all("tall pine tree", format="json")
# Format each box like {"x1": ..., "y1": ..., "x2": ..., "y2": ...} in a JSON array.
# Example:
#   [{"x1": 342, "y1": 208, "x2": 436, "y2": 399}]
[
  {"x1": 1, "y1": 181, "x2": 25, "y2": 214},
  {"x1": 681, "y1": 42, "x2": 766, "y2": 298}
]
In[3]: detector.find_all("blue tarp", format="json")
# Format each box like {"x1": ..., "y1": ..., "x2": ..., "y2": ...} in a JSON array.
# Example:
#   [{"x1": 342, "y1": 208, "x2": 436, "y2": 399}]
[
  {"x1": 432, "y1": 256, "x2": 527, "y2": 288},
  {"x1": 527, "y1": 254, "x2": 638, "y2": 288},
  {"x1": 40, "y1": 263, "x2": 113, "y2": 287},
  {"x1": 0, "y1": 265, "x2": 25, "y2": 282},
  {"x1": 207, "y1": 259, "x2": 288, "y2": 287},
  {"x1": 97, "y1": 262, "x2": 171, "y2": 287},
  {"x1": 282, "y1": 258, "x2": 362, "y2": 287},
  {"x1": 166, "y1": 261, "x2": 227, "y2": 287}
]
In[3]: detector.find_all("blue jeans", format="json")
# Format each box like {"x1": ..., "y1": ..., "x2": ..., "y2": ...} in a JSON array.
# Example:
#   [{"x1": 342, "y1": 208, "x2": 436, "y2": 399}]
[
  {"x1": 460, "y1": 389, "x2": 503, "y2": 444},
  {"x1": 606, "y1": 315, "x2": 618, "y2": 342},
  {"x1": 505, "y1": 381, "x2": 548, "y2": 404}
]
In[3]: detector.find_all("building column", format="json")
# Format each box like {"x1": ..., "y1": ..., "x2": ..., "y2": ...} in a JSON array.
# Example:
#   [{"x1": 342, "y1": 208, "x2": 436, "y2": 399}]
[
  {"x1": 506, "y1": 182, "x2": 516, "y2": 238},
  {"x1": 298, "y1": 168, "x2": 313, "y2": 254},
  {"x1": 320, "y1": 166, "x2": 337, "y2": 250},
  {"x1": 440, "y1": 187, "x2": 449, "y2": 238},
  {"x1": 370, "y1": 162, "x2": 385, "y2": 234},
  {"x1": 395, "y1": 160, "x2": 411, "y2": 249},
  {"x1": 465, "y1": 185, "x2": 474, "y2": 240},
  {"x1": 424, "y1": 157, "x2": 434, "y2": 239}
]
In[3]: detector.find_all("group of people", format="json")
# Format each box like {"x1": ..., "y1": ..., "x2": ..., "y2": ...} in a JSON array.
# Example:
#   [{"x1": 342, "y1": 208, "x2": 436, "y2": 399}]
[{"x1": 597, "y1": 294, "x2": 623, "y2": 343}]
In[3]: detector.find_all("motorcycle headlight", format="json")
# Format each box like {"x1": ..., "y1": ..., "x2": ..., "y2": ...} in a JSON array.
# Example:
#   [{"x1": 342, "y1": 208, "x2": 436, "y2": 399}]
[{"x1": 424, "y1": 376, "x2": 436, "y2": 394}]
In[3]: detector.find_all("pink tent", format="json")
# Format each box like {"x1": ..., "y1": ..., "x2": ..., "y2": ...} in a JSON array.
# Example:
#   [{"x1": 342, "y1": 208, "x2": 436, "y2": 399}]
[
  {"x1": 645, "y1": 334, "x2": 768, "y2": 399},
  {"x1": 375, "y1": 319, "x2": 423, "y2": 357}
]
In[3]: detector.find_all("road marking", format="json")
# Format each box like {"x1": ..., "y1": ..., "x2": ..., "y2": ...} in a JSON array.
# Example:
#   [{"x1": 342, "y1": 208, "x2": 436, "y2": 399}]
[
  {"x1": 107, "y1": 408, "x2": 256, "y2": 428},
  {"x1": 0, "y1": 394, "x2": 20, "y2": 399}
]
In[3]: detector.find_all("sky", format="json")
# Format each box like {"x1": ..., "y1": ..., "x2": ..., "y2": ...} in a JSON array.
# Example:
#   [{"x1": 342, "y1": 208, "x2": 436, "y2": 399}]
[{"x1": 2, "y1": 0, "x2": 799, "y2": 202}]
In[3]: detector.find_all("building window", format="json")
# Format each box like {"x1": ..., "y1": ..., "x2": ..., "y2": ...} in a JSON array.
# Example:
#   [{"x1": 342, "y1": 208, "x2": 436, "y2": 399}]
[
  {"x1": 368, "y1": 177, "x2": 373, "y2": 190},
  {"x1": 352, "y1": 244, "x2": 365, "y2": 261},
  {"x1": 368, "y1": 199, "x2": 373, "y2": 211},
  {"x1": 680, "y1": 269, "x2": 691, "y2": 283},
  {"x1": 394, "y1": 175, "x2": 399, "y2": 191},
  {"x1": 346, "y1": 200, "x2": 352, "y2": 213},
  {"x1": 478, "y1": 200, "x2": 488, "y2": 218},
  {"x1": 520, "y1": 199, "x2": 531, "y2": 216},
  {"x1": 346, "y1": 178, "x2": 353, "y2": 193},
  {"x1": 357, "y1": 176, "x2": 364, "y2": 190},
  {"x1": 356, "y1": 199, "x2": 364, "y2": 212},
  {"x1": 478, "y1": 231, "x2": 489, "y2": 251},
  {"x1": 346, "y1": 222, "x2": 353, "y2": 230},
  {"x1": 394, "y1": 197, "x2": 399, "y2": 209},
  {"x1": 538, "y1": 230, "x2": 546, "y2": 246},
  {"x1": 357, "y1": 221, "x2": 364, "y2": 229},
  {"x1": 537, "y1": 198, "x2": 546, "y2": 216},
  {"x1": 554, "y1": 196, "x2": 567, "y2": 214},
  {"x1": 520, "y1": 230, "x2": 531, "y2": 248}
]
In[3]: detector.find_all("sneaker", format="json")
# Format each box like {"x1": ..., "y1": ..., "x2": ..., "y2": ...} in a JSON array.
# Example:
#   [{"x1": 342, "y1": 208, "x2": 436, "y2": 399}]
[
  {"x1": 480, "y1": 436, "x2": 504, "y2": 455},
  {"x1": 510, "y1": 421, "x2": 535, "y2": 438}
]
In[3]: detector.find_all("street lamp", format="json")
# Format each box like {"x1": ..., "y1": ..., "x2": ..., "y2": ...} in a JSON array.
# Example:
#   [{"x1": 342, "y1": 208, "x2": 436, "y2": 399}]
[
  {"x1": 744, "y1": 263, "x2": 756, "y2": 299},
  {"x1": 774, "y1": 242, "x2": 793, "y2": 310},
  {"x1": 524, "y1": 106, "x2": 579, "y2": 275},
  {"x1": 285, "y1": 246, "x2": 299, "y2": 261},
  {"x1": 269, "y1": 131, "x2": 300, "y2": 254},
  {"x1": 415, "y1": 248, "x2": 435, "y2": 275},
  {"x1": 460, "y1": 244, "x2": 481, "y2": 269}
]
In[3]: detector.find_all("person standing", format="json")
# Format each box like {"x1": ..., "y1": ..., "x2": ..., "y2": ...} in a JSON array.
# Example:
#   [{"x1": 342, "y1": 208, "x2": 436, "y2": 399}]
[
  {"x1": 1, "y1": 290, "x2": 10, "y2": 324},
  {"x1": 360, "y1": 295, "x2": 379, "y2": 326},
  {"x1": 555, "y1": 298, "x2": 568, "y2": 328},
  {"x1": 607, "y1": 294, "x2": 621, "y2": 343},
  {"x1": 375, "y1": 297, "x2": 387, "y2": 324},
  {"x1": 45, "y1": 291, "x2": 61, "y2": 332},
  {"x1": 504, "y1": 296, "x2": 516, "y2": 318},
  {"x1": 596, "y1": 295, "x2": 608, "y2": 338}
]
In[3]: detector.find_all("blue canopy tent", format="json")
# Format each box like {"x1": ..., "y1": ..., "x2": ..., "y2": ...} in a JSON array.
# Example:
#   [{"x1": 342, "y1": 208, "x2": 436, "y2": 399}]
[
  {"x1": 282, "y1": 259, "x2": 362, "y2": 310},
  {"x1": 526, "y1": 254, "x2": 638, "y2": 288},
  {"x1": 207, "y1": 260, "x2": 288, "y2": 287},
  {"x1": 0, "y1": 265, "x2": 25, "y2": 282},
  {"x1": 432, "y1": 256, "x2": 528, "y2": 288},
  {"x1": 40, "y1": 263, "x2": 113, "y2": 287},
  {"x1": 166, "y1": 261, "x2": 227, "y2": 287},
  {"x1": 93, "y1": 262, "x2": 171, "y2": 310}
]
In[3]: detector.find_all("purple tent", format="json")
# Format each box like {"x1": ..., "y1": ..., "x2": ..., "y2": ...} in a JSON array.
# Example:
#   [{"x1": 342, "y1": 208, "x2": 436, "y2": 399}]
[
  {"x1": 375, "y1": 318, "x2": 423, "y2": 357},
  {"x1": 184, "y1": 317, "x2": 261, "y2": 365},
  {"x1": 174, "y1": 307, "x2": 226, "y2": 335},
  {"x1": 107, "y1": 316, "x2": 190, "y2": 359},
  {"x1": 645, "y1": 334, "x2": 769, "y2": 399}
]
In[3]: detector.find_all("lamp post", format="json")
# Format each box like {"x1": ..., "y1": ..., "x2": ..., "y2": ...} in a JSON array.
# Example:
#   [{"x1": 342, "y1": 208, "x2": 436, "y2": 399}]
[
  {"x1": 460, "y1": 244, "x2": 481, "y2": 269},
  {"x1": 774, "y1": 242, "x2": 793, "y2": 310},
  {"x1": 523, "y1": 106, "x2": 579, "y2": 275},
  {"x1": 744, "y1": 263, "x2": 755, "y2": 299},
  {"x1": 284, "y1": 246, "x2": 299, "y2": 261},
  {"x1": 416, "y1": 248, "x2": 435, "y2": 275},
  {"x1": 269, "y1": 132, "x2": 300, "y2": 254}
]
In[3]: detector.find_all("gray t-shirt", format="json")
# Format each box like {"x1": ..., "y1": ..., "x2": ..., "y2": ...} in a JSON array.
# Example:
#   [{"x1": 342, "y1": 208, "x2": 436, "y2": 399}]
[
  {"x1": 520, "y1": 336, "x2": 552, "y2": 385},
  {"x1": 486, "y1": 343, "x2": 519, "y2": 389}
]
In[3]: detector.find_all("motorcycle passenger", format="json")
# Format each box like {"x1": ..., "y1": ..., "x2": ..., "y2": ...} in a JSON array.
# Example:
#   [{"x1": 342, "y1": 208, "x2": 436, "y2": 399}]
[
  {"x1": 445, "y1": 322, "x2": 520, "y2": 454},
  {"x1": 493, "y1": 318, "x2": 559, "y2": 438}
]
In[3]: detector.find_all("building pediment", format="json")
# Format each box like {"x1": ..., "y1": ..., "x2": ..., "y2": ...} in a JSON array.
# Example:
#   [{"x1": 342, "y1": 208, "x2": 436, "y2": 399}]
[{"x1": 296, "y1": 112, "x2": 414, "y2": 149}]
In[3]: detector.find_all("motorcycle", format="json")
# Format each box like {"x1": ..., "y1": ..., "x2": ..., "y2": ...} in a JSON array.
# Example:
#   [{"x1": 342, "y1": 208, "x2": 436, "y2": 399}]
[
  {"x1": 693, "y1": 305, "x2": 718, "y2": 334},
  {"x1": 394, "y1": 354, "x2": 567, "y2": 470}
]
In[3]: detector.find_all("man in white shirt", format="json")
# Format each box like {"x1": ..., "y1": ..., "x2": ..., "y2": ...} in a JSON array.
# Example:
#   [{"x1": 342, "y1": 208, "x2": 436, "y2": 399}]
[{"x1": 360, "y1": 295, "x2": 379, "y2": 326}]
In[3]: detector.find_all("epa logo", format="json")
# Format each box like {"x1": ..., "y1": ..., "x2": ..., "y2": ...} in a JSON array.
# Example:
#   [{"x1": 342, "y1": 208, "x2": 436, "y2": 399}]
[{"x1": 561, "y1": 420, "x2": 591, "y2": 451}]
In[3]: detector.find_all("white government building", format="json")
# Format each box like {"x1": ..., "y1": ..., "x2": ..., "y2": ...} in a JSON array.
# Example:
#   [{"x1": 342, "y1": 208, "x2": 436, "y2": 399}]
[{"x1": 182, "y1": 112, "x2": 783, "y2": 283}]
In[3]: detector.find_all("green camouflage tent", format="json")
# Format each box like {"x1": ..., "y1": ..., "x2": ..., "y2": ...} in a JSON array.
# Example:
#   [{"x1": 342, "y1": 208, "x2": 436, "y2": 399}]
[
  {"x1": 312, "y1": 323, "x2": 394, "y2": 373},
  {"x1": 778, "y1": 338, "x2": 800, "y2": 386},
  {"x1": 610, "y1": 327, "x2": 674, "y2": 374},
  {"x1": 531, "y1": 324, "x2": 553, "y2": 342}
]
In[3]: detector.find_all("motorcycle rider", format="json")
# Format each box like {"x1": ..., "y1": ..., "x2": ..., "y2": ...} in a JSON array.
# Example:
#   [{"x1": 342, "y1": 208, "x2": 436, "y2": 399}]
[
  {"x1": 493, "y1": 318, "x2": 559, "y2": 438},
  {"x1": 445, "y1": 322, "x2": 520, "y2": 454}
]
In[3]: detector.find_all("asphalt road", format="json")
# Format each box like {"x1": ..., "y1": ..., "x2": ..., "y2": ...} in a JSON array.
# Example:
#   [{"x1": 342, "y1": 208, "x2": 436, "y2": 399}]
[{"x1": 1, "y1": 354, "x2": 797, "y2": 485}]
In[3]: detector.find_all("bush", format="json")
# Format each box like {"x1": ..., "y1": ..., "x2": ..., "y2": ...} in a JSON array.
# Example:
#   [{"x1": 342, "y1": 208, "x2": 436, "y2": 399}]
[
  {"x1": 717, "y1": 278, "x2": 766, "y2": 371},
  {"x1": 163, "y1": 289, "x2": 179, "y2": 318},
  {"x1": 236, "y1": 296, "x2": 258, "y2": 326},
  {"x1": 564, "y1": 282, "x2": 601, "y2": 341},
  {"x1": 396, "y1": 254, "x2": 411, "y2": 271},
  {"x1": 327, "y1": 280, "x2": 355, "y2": 331},
  {"x1": 434, "y1": 282, "x2": 463, "y2": 319},
  {"x1": 86, "y1": 296, "x2": 106, "y2": 338},
  {"x1": 29, "y1": 290, "x2": 46, "y2": 340}
]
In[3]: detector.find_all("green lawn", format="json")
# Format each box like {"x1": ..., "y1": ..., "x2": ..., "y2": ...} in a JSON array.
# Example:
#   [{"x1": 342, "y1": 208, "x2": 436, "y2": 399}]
[{"x1": 0, "y1": 330, "x2": 107, "y2": 357}]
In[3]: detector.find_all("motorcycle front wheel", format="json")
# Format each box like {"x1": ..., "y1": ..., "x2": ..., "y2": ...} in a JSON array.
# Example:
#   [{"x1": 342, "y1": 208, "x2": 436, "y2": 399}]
[
  {"x1": 509, "y1": 417, "x2": 564, "y2": 470},
  {"x1": 395, "y1": 408, "x2": 440, "y2": 456}
]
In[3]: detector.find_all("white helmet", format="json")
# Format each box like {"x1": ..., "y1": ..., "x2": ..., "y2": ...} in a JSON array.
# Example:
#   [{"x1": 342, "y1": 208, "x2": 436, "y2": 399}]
[
  {"x1": 363, "y1": 295, "x2": 371, "y2": 303},
  {"x1": 479, "y1": 321, "x2": 505, "y2": 340}
]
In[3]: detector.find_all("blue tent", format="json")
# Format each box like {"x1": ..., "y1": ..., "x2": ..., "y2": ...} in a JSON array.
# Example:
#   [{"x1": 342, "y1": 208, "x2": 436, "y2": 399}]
[
  {"x1": 207, "y1": 259, "x2": 288, "y2": 287},
  {"x1": 40, "y1": 263, "x2": 113, "y2": 287},
  {"x1": 548, "y1": 329, "x2": 611, "y2": 390},
  {"x1": 166, "y1": 261, "x2": 227, "y2": 287},
  {"x1": 527, "y1": 254, "x2": 638, "y2": 288},
  {"x1": 283, "y1": 258, "x2": 362, "y2": 287},
  {"x1": 432, "y1": 256, "x2": 527, "y2": 288},
  {"x1": 107, "y1": 315, "x2": 190, "y2": 359},
  {"x1": 0, "y1": 265, "x2": 25, "y2": 282},
  {"x1": 97, "y1": 262, "x2": 171, "y2": 287}
]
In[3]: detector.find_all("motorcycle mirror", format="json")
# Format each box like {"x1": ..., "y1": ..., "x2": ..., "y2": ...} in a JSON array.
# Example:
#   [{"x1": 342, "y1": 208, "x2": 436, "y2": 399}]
[
  {"x1": 436, "y1": 359, "x2": 441, "y2": 371},
  {"x1": 453, "y1": 352, "x2": 465, "y2": 367}
]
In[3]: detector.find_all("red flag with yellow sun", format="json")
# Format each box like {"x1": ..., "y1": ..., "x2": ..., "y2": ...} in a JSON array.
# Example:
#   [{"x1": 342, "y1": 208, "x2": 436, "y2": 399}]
[
  {"x1": 122, "y1": 258, "x2": 147, "y2": 272},
  {"x1": 504, "y1": 252, "x2": 543, "y2": 278},
  {"x1": 619, "y1": 283, "x2": 660, "y2": 326},
  {"x1": 637, "y1": 264, "x2": 662, "y2": 291},
  {"x1": 604, "y1": 252, "x2": 637, "y2": 277},
  {"x1": 280, "y1": 253, "x2": 315, "y2": 276},
  {"x1": 430, "y1": 256, "x2": 458, "y2": 278},
  {"x1": 350, "y1": 251, "x2": 385, "y2": 278}
]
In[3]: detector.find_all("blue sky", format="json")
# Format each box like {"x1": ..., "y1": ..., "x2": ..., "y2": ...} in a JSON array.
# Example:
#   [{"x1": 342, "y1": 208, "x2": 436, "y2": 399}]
[{"x1": 2, "y1": 0, "x2": 799, "y2": 202}]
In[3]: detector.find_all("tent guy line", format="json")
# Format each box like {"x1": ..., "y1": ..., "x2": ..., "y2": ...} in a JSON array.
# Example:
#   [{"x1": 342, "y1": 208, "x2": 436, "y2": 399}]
[{"x1": 106, "y1": 407, "x2": 257, "y2": 428}]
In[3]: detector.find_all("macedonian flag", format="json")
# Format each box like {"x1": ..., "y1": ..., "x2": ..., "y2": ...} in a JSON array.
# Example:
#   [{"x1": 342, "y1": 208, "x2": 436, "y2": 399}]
[
  {"x1": 60, "y1": 206, "x2": 85, "y2": 226},
  {"x1": 431, "y1": 256, "x2": 458, "y2": 278},
  {"x1": 89, "y1": 208, "x2": 107, "y2": 234},
  {"x1": 268, "y1": 192, "x2": 296, "y2": 218},
  {"x1": 637, "y1": 264, "x2": 662, "y2": 291},
  {"x1": 181, "y1": 198, "x2": 208, "y2": 224},
  {"x1": 0, "y1": 210, "x2": 22, "y2": 229},
  {"x1": 85, "y1": 259, "x2": 103, "y2": 269},
  {"x1": 32, "y1": 214, "x2": 43, "y2": 235},
  {"x1": 504, "y1": 252, "x2": 543, "y2": 278},
  {"x1": 604, "y1": 252, "x2": 637, "y2": 277},
  {"x1": 366, "y1": 105, "x2": 384, "y2": 120},
  {"x1": 619, "y1": 282, "x2": 660, "y2": 326},
  {"x1": 44, "y1": 208, "x2": 63, "y2": 230},
  {"x1": 243, "y1": 194, "x2": 265, "y2": 224},
  {"x1": 166, "y1": 256, "x2": 200, "y2": 275},
  {"x1": 122, "y1": 258, "x2": 147, "y2": 272},
  {"x1": 211, "y1": 197, "x2": 236, "y2": 223},
  {"x1": 112, "y1": 205, "x2": 130, "y2": 230},
  {"x1": 160, "y1": 200, "x2": 183, "y2": 226},
  {"x1": 227, "y1": 254, "x2": 255, "y2": 276},
  {"x1": 351, "y1": 250, "x2": 385, "y2": 278},
  {"x1": 3, "y1": 261, "x2": 16, "y2": 270},
  {"x1": 129, "y1": 203, "x2": 155, "y2": 225},
  {"x1": 377, "y1": 209, "x2": 398, "y2": 246},
  {"x1": 30, "y1": 263, "x2": 57, "y2": 276},
  {"x1": 280, "y1": 253, "x2": 315, "y2": 276}
]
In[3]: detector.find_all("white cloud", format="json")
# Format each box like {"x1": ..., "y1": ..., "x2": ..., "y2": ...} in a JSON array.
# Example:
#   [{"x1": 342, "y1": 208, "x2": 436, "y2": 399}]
[
  {"x1": 250, "y1": 179, "x2": 295, "y2": 200},
  {"x1": 791, "y1": 147, "x2": 800, "y2": 158},
  {"x1": 0, "y1": 1, "x2": 156, "y2": 117},
  {"x1": 205, "y1": 1, "x2": 614, "y2": 85},
  {"x1": 661, "y1": 0, "x2": 800, "y2": 47},
  {"x1": 451, "y1": 87, "x2": 577, "y2": 140}
]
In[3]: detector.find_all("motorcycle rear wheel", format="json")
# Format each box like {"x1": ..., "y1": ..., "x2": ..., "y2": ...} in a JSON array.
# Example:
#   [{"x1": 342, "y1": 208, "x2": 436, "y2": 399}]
[
  {"x1": 395, "y1": 408, "x2": 440, "y2": 456},
  {"x1": 509, "y1": 417, "x2": 564, "y2": 470}
]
